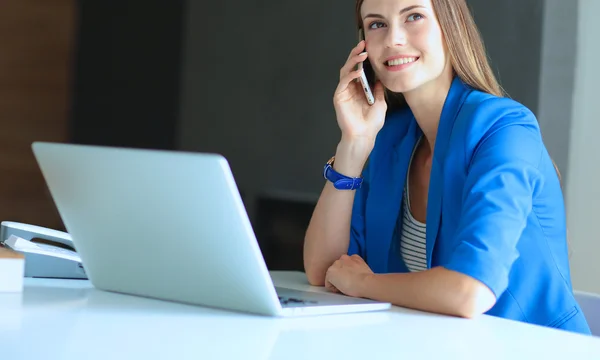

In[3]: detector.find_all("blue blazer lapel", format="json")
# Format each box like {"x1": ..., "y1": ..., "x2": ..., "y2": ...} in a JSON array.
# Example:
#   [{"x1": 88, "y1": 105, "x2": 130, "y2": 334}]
[
  {"x1": 426, "y1": 77, "x2": 473, "y2": 267},
  {"x1": 365, "y1": 116, "x2": 420, "y2": 273}
]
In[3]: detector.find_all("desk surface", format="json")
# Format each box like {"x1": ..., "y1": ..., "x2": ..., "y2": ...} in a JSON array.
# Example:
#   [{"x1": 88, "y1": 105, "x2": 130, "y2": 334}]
[{"x1": 1, "y1": 271, "x2": 599, "y2": 359}]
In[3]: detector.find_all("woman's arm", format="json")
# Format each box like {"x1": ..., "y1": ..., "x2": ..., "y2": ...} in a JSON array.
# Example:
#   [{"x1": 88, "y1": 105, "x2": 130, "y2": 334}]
[
  {"x1": 361, "y1": 267, "x2": 496, "y2": 318},
  {"x1": 325, "y1": 255, "x2": 495, "y2": 318},
  {"x1": 303, "y1": 138, "x2": 371, "y2": 286},
  {"x1": 326, "y1": 108, "x2": 544, "y2": 318},
  {"x1": 304, "y1": 39, "x2": 388, "y2": 286}
]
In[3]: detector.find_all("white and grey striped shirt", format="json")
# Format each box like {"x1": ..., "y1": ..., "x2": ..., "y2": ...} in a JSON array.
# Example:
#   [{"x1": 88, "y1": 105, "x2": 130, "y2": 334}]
[{"x1": 400, "y1": 137, "x2": 428, "y2": 272}]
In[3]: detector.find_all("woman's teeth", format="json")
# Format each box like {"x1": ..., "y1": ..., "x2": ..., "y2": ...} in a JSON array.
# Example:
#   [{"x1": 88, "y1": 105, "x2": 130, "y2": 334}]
[{"x1": 387, "y1": 57, "x2": 418, "y2": 66}]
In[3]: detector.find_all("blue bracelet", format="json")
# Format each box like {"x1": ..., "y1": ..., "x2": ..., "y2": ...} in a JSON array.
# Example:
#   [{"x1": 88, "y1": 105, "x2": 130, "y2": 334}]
[{"x1": 323, "y1": 156, "x2": 363, "y2": 190}]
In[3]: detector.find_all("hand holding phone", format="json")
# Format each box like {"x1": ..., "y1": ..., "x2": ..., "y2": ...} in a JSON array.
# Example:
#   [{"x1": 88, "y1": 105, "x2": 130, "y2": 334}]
[{"x1": 332, "y1": 35, "x2": 387, "y2": 163}]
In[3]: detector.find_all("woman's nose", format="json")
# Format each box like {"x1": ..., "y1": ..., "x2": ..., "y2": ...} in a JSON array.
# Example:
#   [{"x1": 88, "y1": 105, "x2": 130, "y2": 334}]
[{"x1": 384, "y1": 26, "x2": 408, "y2": 48}]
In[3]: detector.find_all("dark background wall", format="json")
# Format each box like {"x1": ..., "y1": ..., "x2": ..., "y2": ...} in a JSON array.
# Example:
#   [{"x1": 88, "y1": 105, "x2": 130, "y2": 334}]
[
  {"x1": 68, "y1": 0, "x2": 559, "y2": 270},
  {"x1": 69, "y1": 2, "x2": 185, "y2": 150},
  {"x1": 177, "y1": 0, "x2": 547, "y2": 222},
  {"x1": 69, "y1": 1, "x2": 549, "y2": 203}
]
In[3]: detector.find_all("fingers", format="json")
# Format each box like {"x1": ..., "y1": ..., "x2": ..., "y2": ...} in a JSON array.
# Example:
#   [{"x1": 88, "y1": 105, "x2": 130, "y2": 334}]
[
  {"x1": 346, "y1": 40, "x2": 366, "y2": 62},
  {"x1": 343, "y1": 254, "x2": 363, "y2": 261},
  {"x1": 325, "y1": 281, "x2": 340, "y2": 293},
  {"x1": 334, "y1": 68, "x2": 364, "y2": 98},
  {"x1": 340, "y1": 40, "x2": 367, "y2": 79},
  {"x1": 340, "y1": 51, "x2": 369, "y2": 80},
  {"x1": 341, "y1": 69, "x2": 364, "y2": 85},
  {"x1": 373, "y1": 81, "x2": 386, "y2": 103},
  {"x1": 324, "y1": 267, "x2": 340, "y2": 293}
]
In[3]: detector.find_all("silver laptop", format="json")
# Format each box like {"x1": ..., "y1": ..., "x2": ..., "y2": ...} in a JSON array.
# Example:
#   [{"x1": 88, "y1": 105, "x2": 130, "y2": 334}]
[{"x1": 31, "y1": 142, "x2": 391, "y2": 317}]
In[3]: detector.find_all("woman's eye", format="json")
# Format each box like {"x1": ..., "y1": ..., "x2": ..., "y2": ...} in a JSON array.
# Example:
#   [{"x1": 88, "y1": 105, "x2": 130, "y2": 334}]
[
  {"x1": 407, "y1": 13, "x2": 424, "y2": 22},
  {"x1": 368, "y1": 21, "x2": 386, "y2": 29}
]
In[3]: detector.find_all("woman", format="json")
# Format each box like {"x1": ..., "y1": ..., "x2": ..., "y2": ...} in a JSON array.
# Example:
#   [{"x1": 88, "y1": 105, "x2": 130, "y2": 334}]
[{"x1": 303, "y1": 0, "x2": 591, "y2": 334}]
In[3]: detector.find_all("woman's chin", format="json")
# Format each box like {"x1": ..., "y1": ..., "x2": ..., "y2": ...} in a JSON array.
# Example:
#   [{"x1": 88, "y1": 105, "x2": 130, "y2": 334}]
[{"x1": 380, "y1": 78, "x2": 418, "y2": 94}]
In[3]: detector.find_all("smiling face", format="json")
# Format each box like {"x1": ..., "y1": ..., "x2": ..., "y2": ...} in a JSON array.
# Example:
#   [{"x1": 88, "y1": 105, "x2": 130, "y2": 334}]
[{"x1": 360, "y1": 0, "x2": 452, "y2": 94}]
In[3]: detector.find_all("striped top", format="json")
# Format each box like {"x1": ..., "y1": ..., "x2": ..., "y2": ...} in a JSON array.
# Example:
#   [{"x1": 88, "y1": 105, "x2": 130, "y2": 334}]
[{"x1": 400, "y1": 137, "x2": 428, "y2": 272}]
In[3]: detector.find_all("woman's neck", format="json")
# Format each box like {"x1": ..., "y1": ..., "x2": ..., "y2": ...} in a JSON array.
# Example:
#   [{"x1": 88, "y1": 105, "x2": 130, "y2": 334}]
[{"x1": 403, "y1": 68, "x2": 454, "y2": 154}]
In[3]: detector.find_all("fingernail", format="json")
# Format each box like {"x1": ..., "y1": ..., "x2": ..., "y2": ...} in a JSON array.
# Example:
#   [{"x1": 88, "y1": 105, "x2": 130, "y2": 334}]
[{"x1": 359, "y1": 51, "x2": 367, "y2": 56}]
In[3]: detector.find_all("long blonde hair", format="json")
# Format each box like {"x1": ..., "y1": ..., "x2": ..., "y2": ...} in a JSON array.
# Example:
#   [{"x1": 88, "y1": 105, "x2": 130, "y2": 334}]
[{"x1": 355, "y1": 0, "x2": 506, "y2": 109}]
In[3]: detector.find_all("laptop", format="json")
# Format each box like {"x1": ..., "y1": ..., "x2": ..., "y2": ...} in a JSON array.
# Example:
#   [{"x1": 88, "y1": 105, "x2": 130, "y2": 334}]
[{"x1": 31, "y1": 142, "x2": 391, "y2": 317}]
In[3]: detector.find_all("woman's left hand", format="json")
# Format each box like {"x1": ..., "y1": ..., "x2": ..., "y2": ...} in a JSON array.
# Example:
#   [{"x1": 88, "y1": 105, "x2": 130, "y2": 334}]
[{"x1": 324, "y1": 254, "x2": 374, "y2": 298}]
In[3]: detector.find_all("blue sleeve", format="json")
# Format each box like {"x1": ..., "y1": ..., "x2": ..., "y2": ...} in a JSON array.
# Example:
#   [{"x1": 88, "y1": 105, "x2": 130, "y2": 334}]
[
  {"x1": 348, "y1": 161, "x2": 371, "y2": 258},
  {"x1": 442, "y1": 109, "x2": 544, "y2": 299}
]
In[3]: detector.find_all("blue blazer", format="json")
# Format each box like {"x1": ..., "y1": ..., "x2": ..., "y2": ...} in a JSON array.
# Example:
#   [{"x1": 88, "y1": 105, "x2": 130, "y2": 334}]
[{"x1": 348, "y1": 77, "x2": 591, "y2": 334}]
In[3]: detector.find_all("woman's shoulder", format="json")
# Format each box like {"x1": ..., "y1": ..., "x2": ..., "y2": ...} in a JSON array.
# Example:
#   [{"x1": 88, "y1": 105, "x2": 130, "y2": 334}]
[
  {"x1": 456, "y1": 90, "x2": 547, "y2": 170},
  {"x1": 460, "y1": 90, "x2": 539, "y2": 131},
  {"x1": 455, "y1": 90, "x2": 543, "y2": 151}
]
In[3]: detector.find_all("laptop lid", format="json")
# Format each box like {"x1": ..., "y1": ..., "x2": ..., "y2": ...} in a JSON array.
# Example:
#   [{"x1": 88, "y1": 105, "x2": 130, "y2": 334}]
[{"x1": 31, "y1": 142, "x2": 283, "y2": 315}]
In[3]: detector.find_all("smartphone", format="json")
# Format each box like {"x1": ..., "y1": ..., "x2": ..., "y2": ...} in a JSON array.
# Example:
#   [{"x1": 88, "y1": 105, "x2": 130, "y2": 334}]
[{"x1": 357, "y1": 29, "x2": 375, "y2": 105}]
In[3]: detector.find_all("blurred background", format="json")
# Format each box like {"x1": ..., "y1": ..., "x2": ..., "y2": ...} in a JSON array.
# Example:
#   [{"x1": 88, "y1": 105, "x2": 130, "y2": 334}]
[{"x1": 1, "y1": 1, "x2": 597, "y2": 293}]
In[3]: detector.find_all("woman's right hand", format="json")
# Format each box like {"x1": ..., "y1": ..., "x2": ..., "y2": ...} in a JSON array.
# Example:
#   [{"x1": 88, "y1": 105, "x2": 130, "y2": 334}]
[{"x1": 333, "y1": 40, "x2": 387, "y2": 148}]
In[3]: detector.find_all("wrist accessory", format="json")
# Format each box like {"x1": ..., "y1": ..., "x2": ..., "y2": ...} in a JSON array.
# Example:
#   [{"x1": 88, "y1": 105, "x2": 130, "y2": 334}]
[{"x1": 323, "y1": 156, "x2": 363, "y2": 190}]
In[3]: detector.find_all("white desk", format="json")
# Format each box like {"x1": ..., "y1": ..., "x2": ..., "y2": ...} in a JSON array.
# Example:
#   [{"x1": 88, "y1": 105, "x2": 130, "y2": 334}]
[{"x1": 1, "y1": 271, "x2": 599, "y2": 359}]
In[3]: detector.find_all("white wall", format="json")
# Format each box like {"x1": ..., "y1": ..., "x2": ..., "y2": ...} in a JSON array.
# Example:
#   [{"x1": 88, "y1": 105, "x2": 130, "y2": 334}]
[
  {"x1": 538, "y1": 0, "x2": 578, "y2": 183},
  {"x1": 565, "y1": 0, "x2": 600, "y2": 294}
]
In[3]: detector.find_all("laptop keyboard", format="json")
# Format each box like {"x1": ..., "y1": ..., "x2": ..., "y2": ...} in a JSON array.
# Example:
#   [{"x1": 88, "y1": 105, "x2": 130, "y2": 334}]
[{"x1": 278, "y1": 296, "x2": 317, "y2": 306}]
